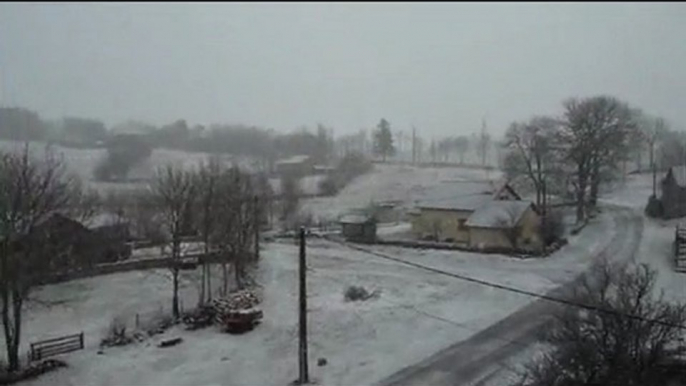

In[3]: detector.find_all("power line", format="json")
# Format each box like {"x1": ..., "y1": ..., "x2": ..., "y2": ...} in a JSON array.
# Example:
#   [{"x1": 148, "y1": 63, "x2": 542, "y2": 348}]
[
  {"x1": 307, "y1": 263, "x2": 534, "y2": 352},
  {"x1": 322, "y1": 237, "x2": 686, "y2": 330}
]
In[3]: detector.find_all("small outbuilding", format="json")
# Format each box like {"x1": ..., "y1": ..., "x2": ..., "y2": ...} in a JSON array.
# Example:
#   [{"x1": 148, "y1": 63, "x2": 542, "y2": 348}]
[
  {"x1": 661, "y1": 166, "x2": 686, "y2": 219},
  {"x1": 339, "y1": 213, "x2": 377, "y2": 243}
]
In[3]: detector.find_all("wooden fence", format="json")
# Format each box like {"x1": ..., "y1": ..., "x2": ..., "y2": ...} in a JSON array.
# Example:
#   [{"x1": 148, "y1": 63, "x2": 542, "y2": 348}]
[{"x1": 28, "y1": 332, "x2": 84, "y2": 362}]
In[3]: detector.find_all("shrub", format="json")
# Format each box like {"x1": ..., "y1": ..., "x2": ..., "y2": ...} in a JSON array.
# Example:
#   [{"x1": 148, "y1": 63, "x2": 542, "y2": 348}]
[
  {"x1": 100, "y1": 315, "x2": 134, "y2": 348},
  {"x1": 93, "y1": 134, "x2": 152, "y2": 182},
  {"x1": 317, "y1": 152, "x2": 373, "y2": 197},
  {"x1": 344, "y1": 285, "x2": 379, "y2": 302},
  {"x1": 318, "y1": 177, "x2": 340, "y2": 196},
  {"x1": 645, "y1": 194, "x2": 663, "y2": 218}
]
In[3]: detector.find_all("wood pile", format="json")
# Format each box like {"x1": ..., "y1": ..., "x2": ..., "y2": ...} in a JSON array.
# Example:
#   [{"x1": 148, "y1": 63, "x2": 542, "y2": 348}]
[
  {"x1": 182, "y1": 288, "x2": 264, "y2": 333},
  {"x1": 211, "y1": 289, "x2": 263, "y2": 334}
]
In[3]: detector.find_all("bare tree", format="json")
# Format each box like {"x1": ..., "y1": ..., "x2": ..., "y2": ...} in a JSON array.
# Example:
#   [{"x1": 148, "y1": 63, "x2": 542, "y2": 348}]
[
  {"x1": 280, "y1": 174, "x2": 301, "y2": 225},
  {"x1": 67, "y1": 180, "x2": 102, "y2": 224},
  {"x1": 429, "y1": 140, "x2": 437, "y2": 165},
  {"x1": 453, "y1": 136, "x2": 470, "y2": 165},
  {"x1": 517, "y1": 261, "x2": 686, "y2": 386},
  {"x1": 559, "y1": 96, "x2": 637, "y2": 223},
  {"x1": 477, "y1": 120, "x2": 491, "y2": 167},
  {"x1": 150, "y1": 164, "x2": 196, "y2": 319},
  {"x1": 0, "y1": 146, "x2": 79, "y2": 371},
  {"x1": 504, "y1": 116, "x2": 559, "y2": 212},
  {"x1": 193, "y1": 157, "x2": 222, "y2": 305},
  {"x1": 213, "y1": 167, "x2": 259, "y2": 293}
]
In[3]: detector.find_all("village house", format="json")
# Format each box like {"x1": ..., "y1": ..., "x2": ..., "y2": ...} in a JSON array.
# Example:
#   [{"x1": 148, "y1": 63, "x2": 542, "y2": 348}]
[
  {"x1": 409, "y1": 182, "x2": 542, "y2": 251},
  {"x1": 660, "y1": 165, "x2": 686, "y2": 219},
  {"x1": 275, "y1": 155, "x2": 314, "y2": 177},
  {"x1": 12, "y1": 213, "x2": 132, "y2": 273},
  {"x1": 339, "y1": 213, "x2": 377, "y2": 243}
]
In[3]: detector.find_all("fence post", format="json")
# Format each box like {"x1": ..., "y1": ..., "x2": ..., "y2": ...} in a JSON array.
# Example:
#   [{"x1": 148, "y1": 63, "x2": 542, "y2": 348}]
[{"x1": 80, "y1": 332, "x2": 84, "y2": 349}]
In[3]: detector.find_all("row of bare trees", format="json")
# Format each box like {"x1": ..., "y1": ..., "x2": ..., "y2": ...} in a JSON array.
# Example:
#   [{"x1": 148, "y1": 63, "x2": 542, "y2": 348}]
[
  {"x1": 112, "y1": 159, "x2": 270, "y2": 320},
  {"x1": 502, "y1": 95, "x2": 658, "y2": 223}
]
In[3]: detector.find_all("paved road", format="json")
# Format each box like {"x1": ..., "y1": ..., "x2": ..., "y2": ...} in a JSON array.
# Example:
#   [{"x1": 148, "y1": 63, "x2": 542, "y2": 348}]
[{"x1": 376, "y1": 205, "x2": 644, "y2": 386}]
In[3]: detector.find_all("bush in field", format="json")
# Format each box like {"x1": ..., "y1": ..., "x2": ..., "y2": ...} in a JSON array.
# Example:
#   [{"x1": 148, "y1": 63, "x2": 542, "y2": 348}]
[
  {"x1": 318, "y1": 177, "x2": 339, "y2": 196},
  {"x1": 93, "y1": 134, "x2": 152, "y2": 181},
  {"x1": 318, "y1": 152, "x2": 373, "y2": 196},
  {"x1": 344, "y1": 285, "x2": 379, "y2": 302},
  {"x1": 100, "y1": 315, "x2": 133, "y2": 348}
]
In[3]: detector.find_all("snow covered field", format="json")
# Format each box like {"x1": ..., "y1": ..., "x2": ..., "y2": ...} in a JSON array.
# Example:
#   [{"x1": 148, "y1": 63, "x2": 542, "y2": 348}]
[
  {"x1": 302, "y1": 163, "x2": 503, "y2": 222},
  {"x1": 0, "y1": 140, "x2": 258, "y2": 194},
  {"x1": 17, "y1": 203, "x2": 613, "y2": 386}
]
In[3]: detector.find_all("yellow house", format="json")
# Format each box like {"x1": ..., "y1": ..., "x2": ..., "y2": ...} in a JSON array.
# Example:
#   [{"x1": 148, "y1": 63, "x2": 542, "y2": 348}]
[
  {"x1": 465, "y1": 201, "x2": 542, "y2": 251},
  {"x1": 410, "y1": 183, "x2": 542, "y2": 251}
]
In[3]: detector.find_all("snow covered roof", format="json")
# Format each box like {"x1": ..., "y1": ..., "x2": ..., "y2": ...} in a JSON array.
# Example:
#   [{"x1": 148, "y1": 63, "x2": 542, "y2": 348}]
[
  {"x1": 339, "y1": 214, "x2": 374, "y2": 224},
  {"x1": 417, "y1": 193, "x2": 494, "y2": 211},
  {"x1": 276, "y1": 155, "x2": 311, "y2": 165},
  {"x1": 671, "y1": 166, "x2": 686, "y2": 187},
  {"x1": 465, "y1": 201, "x2": 532, "y2": 229}
]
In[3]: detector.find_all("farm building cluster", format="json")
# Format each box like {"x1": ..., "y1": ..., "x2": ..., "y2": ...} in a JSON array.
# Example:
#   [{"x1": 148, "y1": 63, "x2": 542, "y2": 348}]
[{"x1": 338, "y1": 179, "x2": 543, "y2": 252}]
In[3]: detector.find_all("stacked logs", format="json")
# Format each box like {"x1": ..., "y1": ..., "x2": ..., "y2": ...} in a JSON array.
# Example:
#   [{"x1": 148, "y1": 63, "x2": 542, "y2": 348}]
[
  {"x1": 182, "y1": 288, "x2": 263, "y2": 333},
  {"x1": 211, "y1": 289, "x2": 263, "y2": 334}
]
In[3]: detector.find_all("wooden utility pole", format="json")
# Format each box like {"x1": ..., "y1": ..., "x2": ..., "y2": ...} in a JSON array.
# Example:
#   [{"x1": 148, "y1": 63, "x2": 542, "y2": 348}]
[
  {"x1": 254, "y1": 195, "x2": 260, "y2": 260},
  {"x1": 298, "y1": 227, "x2": 309, "y2": 384},
  {"x1": 412, "y1": 126, "x2": 417, "y2": 165}
]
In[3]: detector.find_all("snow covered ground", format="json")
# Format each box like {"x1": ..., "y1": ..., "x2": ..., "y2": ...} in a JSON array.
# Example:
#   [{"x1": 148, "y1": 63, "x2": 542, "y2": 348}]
[{"x1": 16, "y1": 203, "x2": 613, "y2": 386}]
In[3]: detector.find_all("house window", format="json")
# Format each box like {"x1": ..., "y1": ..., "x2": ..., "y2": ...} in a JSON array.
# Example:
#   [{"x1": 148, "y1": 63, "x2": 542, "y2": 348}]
[{"x1": 458, "y1": 219, "x2": 467, "y2": 231}]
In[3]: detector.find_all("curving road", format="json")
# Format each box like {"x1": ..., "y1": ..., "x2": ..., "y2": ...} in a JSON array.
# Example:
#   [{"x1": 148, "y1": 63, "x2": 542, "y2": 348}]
[{"x1": 376, "y1": 205, "x2": 644, "y2": 386}]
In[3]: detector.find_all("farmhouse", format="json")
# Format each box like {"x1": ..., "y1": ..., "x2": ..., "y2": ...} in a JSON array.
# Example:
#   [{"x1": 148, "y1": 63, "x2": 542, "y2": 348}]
[
  {"x1": 339, "y1": 213, "x2": 377, "y2": 243},
  {"x1": 410, "y1": 182, "x2": 542, "y2": 251},
  {"x1": 11, "y1": 213, "x2": 132, "y2": 272},
  {"x1": 660, "y1": 165, "x2": 686, "y2": 219},
  {"x1": 275, "y1": 155, "x2": 314, "y2": 177}
]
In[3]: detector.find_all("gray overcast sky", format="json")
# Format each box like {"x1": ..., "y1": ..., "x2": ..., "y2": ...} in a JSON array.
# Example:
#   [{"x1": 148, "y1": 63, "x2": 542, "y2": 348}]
[{"x1": 1, "y1": 2, "x2": 685, "y2": 137}]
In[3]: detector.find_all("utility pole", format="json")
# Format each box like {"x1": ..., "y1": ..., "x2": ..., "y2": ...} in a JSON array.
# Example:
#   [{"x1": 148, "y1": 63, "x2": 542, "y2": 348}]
[
  {"x1": 298, "y1": 227, "x2": 309, "y2": 384},
  {"x1": 412, "y1": 126, "x2": 417, "y2": 166},
  {"x1": 253, "y1": 195, "x2": 260, "y2": 260}
]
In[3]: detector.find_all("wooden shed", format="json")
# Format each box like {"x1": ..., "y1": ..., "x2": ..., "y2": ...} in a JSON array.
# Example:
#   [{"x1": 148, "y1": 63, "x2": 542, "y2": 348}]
[
  {"x1": 339, "y1": 214, "x2": 377, "y2": 243},
  {"x1": 674, "y1": 223, "x2": 686, "y2": 272}
]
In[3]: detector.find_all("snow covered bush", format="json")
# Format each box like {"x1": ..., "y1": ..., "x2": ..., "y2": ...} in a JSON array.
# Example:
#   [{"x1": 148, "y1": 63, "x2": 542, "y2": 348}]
[
  {"x1": 100, "y1": 315, "x2": 133, "y2": 348},
  {"x1": 344, "y1": 285, "x2": 379, "y2": 302}
]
